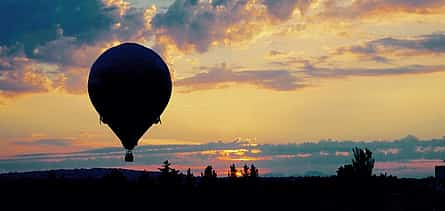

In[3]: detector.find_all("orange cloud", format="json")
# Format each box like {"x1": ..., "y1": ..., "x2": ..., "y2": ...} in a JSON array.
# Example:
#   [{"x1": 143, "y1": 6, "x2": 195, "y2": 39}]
[
  {"x1": 151, "y1": 0, "x2": 315, "y2": 54},
  {"x1": 103, "y1": 0, "x2": 130, "y2": 17},
  {"x1": 321, "y1": 0, "x2": 445, "y2": 19},
  {"x1": 335, "y1": 151, "x2": 349, "y2": 157},
  {"x1": 0, "y1": 62, "x2": 56, "y2": 97}
]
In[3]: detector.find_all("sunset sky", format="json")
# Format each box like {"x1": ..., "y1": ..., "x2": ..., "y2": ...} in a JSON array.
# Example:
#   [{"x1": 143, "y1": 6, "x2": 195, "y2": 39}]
[{"x1": 1, "y1": 0, "x2": 445, "y2": 176}]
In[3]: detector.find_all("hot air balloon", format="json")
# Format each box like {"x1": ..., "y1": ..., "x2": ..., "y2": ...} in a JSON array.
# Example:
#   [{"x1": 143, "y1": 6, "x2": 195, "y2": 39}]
[{"x1": 88, "y1": 43, "x2": 172, "y2": 162}]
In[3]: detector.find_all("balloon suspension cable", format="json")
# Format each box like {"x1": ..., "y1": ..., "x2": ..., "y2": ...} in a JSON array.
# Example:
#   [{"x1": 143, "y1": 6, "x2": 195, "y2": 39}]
[{"x1": 124, "y1": 149, "x2": 134, "y2": 162}]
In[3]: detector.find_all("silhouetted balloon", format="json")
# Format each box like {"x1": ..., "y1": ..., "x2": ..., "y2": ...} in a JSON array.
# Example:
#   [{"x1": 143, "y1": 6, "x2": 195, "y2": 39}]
[{"x1": 88, "y1": 43, "x2": 172, "y2": 162}]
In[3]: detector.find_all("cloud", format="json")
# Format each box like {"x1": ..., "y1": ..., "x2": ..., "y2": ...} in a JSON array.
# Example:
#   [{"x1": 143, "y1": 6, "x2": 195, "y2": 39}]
[
  {"x1": 175, "y1": 63, "x2": 304, "y2": 92},
  {"x1": 267, "y1": 33, "x2": 445, "y2": 82},
  {"x1": 1, "y1": 0, "x2": 444, "y2": 97},
  {"x1": 2, "y1": 135, "x2": 445, "y2": 177},
  {"x1": 14, "y1": 139, "x2": 74, "y2": 147},
  {"x1": 321, "y1": 0, "x2": 445, "y2": 19},
  {"x1": 0, "y1": 62, "x2": 57, "y2": 96},
  {"x1": 379, "y1": 148, "x2": 400, "y2": 156},
  {"x1": 151, "y1": 0, "x2": 314, "y2": 53},
  {"x1": 0, "y1": 0, "x2": 150, "y2": 97},
  {"x1": 335, "y1": 151, "x2": 349, "y2": 157},
  {"x1": 269, "y1": 50, "x2": 284, "y2": 56},
  {"x1": 303, "y1": 63, "x2": 445, "y2": 79},
  {"x1": 263, "y1": 0, "x2": 313, "y2": 19},
  {"x1": 175, "y1": 58, "x2": 445, "y2": 93},
  {"x1": 269, "y1": 50, "x2": 289, "y2": 57},
  {"x1": 0, "y1": 46, "x2": 28, "y2": 71},
  {"x1": 0, "y1": 0, "x2": 117, "y2": 57},
  {"x1": 336, "y1": 33, "x2": 445, "y2": 61}
]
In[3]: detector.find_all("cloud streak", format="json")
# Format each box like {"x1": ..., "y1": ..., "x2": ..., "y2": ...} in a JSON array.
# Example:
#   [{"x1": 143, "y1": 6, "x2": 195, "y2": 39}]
[
  {"x1": 334, "y1": 33, "x2": 445, "y2": 64},
  {"x1": 175, "y1": 63, "x2": 304, "y2": 92},
  {"x1": 175, "y1": 60, "x2": 445, "y2": 92},
  {"x1": 303, "y1": 63, "x2": 445, "y2": 79},
  {"x1": 14, "y1": 139, "x2": 74, "y2": 147}
]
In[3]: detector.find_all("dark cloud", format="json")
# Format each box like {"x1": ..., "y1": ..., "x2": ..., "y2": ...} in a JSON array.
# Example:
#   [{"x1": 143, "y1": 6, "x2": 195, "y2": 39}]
[
  {"x1": 175, "y1": 63, "x2": 304, "y2": 92},
  {"x1": 110, "y1": 7, "x2": 149, "y2": 41},
  {"x1": 0, "y1": 0, "x2": 149, "y2": 96},
  {"x1": 263, "y1": 0, "x2": 313, "y2": 19},
  {"x1": 14, "y1": 139, "x2": 74, "y2": 147},
  {"x1": 31, "y1": 37, "x2": 80, "y2": 66},
  {"x1": 0, "y1": 0, "x2": 117, "y2": 57},
  {"x1": 27, "y1": 5, "x2": 147, "y2": 66},
  {"x1": 1, "y1": 135, "x2": 445, "y2": 177}
]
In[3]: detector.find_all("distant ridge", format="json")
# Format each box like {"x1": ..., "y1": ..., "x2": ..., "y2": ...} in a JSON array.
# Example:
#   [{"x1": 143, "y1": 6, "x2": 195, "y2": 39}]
[{"x1": 0, "y1": 168, "x2": 160, "y2": 182}]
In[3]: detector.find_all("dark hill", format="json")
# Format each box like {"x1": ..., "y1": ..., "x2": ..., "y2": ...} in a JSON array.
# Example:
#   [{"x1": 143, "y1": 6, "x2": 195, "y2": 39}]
[
  {"x1": 0, "y1": 168, "x2": 160, "y2": 182},
  {"x1": 0, "y1": 168, "x2": 444, "y2": 211}
]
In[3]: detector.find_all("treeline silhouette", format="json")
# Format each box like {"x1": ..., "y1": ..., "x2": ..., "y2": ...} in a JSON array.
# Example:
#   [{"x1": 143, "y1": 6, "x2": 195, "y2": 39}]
[
  {"x1": 1, "y1": 148, "x2": 444, "y2": 210},
  {"x1": 155, "y1": 160, "x2": 260, "y2": 184}
]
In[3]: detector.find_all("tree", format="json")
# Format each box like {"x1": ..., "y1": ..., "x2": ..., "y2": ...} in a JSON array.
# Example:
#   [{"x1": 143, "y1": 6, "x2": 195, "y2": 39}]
[
  {"x1": 186, "y1": 168, "x2": 194, "y2": 178},
  {"x1": 337, "y1": 164, "x2": 354, "y2": 177},
  {"x1": 158, "y1": 160, "x2": 179, "y2": 182},
  {"x1": 337, "y1": 148, "x2": 375, "y2": 177},
  {"x1": 159, "y1": 160, "x2": 172, "y2": 176},
  {"x1": 242, "y1": 164, "x2": 249, "y2": 178},
  {"x1": 352, "y1": 147, "x2": 375, "y2": 177},
  {"x1": 202, "y1": 165, "x2": 217, "y2": 179},
  {"x1": 186, "y1": 168, "x2": 194, "y2": 185},
  {"x1": 229, "y1": 164, "x2": 237, "y2": 178},
  {"x1": 249, "y1": 164, "x2": 259, "y2": 178}
]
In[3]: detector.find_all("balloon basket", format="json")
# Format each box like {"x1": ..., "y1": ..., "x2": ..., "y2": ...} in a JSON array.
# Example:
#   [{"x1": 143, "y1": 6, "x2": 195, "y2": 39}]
[{"x1": 124, "y1": 150, "x2": 134, "y2": 162}]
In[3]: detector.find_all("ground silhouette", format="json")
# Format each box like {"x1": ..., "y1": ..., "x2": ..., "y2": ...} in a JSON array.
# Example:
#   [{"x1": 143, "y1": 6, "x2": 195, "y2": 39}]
[
  {"x1": 1, "y1": 167, "x2": 444, "y2": 210},
  {"x1": 1, "y1": 149, "x2": 444, "y2": 210}
]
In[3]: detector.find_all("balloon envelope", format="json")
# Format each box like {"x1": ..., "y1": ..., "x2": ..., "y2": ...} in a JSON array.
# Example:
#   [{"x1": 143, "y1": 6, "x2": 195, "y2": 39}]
[{"x1": 88, "y1": 43, "x2": 172, "y2": 151}]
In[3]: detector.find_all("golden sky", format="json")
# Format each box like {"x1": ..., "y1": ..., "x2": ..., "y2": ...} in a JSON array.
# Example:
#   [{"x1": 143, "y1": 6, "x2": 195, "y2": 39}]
[{"x1": 1, "y1": 0, "x2": 445, "y2": 156}]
